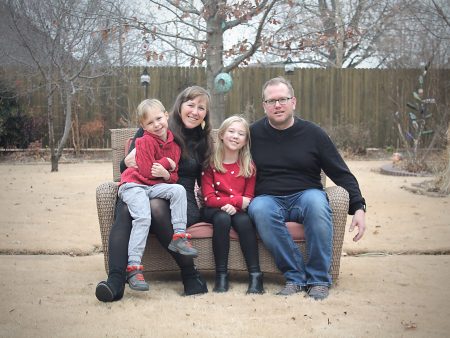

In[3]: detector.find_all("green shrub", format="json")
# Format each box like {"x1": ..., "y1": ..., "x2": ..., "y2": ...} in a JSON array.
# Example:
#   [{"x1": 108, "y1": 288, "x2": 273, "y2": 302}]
[{"x1": 0, "y1": 84, "x2": 46, "y2": 149}]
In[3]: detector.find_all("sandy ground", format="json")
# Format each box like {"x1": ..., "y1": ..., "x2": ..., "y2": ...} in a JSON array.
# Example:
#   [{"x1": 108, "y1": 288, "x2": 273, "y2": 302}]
[{"x1": 1, "y1": 160, "x2": 450, "y2": 337}]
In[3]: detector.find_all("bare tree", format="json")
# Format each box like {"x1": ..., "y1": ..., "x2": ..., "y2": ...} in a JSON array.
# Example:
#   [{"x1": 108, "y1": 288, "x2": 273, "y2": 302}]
[
  {"x1": 375, "y1": 0, "x2": 449, "y2": 68},
  {"x1": 4, "y1": 0, "x2": 119, "y2": 171},
  {"x1": 260, "y1": 0, "x2": 415, "y2": 68},
  {"x1": 119, "y1": 0, "x2": 288, "y2": 127}
]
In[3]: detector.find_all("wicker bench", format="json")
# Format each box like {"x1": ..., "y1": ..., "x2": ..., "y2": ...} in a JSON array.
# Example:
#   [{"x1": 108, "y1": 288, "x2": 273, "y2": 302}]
[{"x1": 96, "y1": 128, "x2": 349, "y2": 282}]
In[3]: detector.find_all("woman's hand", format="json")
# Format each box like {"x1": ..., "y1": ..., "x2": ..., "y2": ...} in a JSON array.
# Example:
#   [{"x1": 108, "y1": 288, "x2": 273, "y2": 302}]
[
  {"x1": 166, "y1": 157, "x2": 176, "y2": 171},
  {"x1": 221, "y1": 204, "x2": 237, "y2": 215},
  {"x1": 241, "y1": 197, "x2": 251, "y2": 210},
  {"x1": 151, "y1": 163, "x2": 170, "y2": 180},
  {"x1": 124, "y1": 148, "x2": 137, "y2": 168}
]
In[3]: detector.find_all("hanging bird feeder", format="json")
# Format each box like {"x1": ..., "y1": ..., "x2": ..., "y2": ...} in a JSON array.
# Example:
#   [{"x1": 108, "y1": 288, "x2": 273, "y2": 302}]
[{"x1": 214, "y1": 73, "x2": 233, "y2": 93}]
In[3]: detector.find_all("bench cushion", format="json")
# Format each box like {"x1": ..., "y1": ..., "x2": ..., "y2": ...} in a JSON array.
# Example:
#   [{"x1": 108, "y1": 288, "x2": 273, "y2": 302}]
[{"x1": 188, "y1": 221, "x2": 305, "y2": 241}]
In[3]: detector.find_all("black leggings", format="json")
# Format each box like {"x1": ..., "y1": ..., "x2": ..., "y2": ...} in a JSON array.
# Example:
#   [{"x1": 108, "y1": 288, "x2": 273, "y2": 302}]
[
  {"x1": 202, "y1": 208, "x2": 261, "y2": 274},
  {"x1": 107, "y1": 198, "x2": 197, "y2": 286}
]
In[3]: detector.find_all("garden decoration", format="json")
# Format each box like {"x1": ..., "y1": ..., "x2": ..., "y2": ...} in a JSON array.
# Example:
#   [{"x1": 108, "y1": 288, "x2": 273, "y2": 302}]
[
  {"x1": 393, "y1": 60, "x2": 439, "y2": 173},
  {"x1": 214, "y1": 72, "x2": 233, "y2": 93}
]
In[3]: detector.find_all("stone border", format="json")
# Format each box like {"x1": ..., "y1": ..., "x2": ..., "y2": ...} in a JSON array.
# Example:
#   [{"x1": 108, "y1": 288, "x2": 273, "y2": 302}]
[{"x1": 379, "y1": 163, "x2": 433, "y2": 177}]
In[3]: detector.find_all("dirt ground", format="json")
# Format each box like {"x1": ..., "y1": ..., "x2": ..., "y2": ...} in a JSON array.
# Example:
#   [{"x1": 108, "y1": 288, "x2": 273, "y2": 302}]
[{"x1": 1, "y1": 159, "x2": 449, "y2": 337}]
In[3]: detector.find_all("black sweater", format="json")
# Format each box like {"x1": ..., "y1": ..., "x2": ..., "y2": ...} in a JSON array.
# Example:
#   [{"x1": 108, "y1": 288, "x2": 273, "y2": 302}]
[{"x1": 250, "y1": 117, "x2": 365, "y2": 215}]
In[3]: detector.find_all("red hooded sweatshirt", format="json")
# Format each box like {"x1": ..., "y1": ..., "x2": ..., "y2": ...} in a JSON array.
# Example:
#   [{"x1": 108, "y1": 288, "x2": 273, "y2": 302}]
[{"x1": 119, "y1": 130, "x2": 181, "y2": 186}]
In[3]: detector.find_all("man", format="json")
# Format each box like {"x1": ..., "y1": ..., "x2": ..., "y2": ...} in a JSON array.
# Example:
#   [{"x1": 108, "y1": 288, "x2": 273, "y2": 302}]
[{"x1": 248, "y1": 77, "x2": 366, "y2": 300}]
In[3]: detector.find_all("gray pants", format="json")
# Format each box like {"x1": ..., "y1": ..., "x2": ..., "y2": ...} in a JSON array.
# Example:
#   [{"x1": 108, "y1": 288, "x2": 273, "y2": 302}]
[{"x1": 118, "y1": 182, "x2": 187, "y2": 264}]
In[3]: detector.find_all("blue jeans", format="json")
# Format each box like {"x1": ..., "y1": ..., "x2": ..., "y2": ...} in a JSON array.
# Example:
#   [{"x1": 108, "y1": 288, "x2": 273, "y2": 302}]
[{"x1": 248, "y1": 189, "x2": 333, "y2": 287}]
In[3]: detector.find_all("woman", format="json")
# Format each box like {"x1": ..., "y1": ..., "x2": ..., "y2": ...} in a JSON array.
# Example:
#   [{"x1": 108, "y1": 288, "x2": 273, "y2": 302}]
[{"x1": 96, "y1": 86, "x2": 213, "y2": 302}]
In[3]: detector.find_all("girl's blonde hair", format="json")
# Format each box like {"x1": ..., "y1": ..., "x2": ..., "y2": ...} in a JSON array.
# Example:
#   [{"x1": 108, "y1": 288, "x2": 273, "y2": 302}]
[
  {"x1": 212, "y1": 115, "x2": 254, "y2": 178},
  {"x1": 136, "y1": 99, "x2": 166, "y2": 123}
]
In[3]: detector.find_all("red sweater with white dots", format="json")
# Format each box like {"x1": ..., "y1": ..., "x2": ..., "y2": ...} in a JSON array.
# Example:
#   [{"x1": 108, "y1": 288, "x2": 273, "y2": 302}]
[{"x1": 201, "y1": 162, "x2": 256, "y2": 212}]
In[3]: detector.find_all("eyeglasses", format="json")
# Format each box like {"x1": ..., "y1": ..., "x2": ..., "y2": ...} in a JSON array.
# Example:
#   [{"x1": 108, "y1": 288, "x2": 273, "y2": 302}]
[{"x1": 263, "y1": 97, "x2": 292, "y2": 106}]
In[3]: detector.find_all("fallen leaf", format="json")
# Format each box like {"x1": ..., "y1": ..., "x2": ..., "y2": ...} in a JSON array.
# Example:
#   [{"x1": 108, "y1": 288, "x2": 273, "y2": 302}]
[{"x1": 401, "y1": 320, "x2": 417, "y2": 330}]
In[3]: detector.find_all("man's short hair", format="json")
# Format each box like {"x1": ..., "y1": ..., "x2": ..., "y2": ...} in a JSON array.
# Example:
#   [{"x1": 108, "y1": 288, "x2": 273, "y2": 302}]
[{"x1": 261, "y1": 76, "x2": 295, "y2": 100}]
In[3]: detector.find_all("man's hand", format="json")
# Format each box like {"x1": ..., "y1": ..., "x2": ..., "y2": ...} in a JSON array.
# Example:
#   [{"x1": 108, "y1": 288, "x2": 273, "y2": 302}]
[
  {"x1": 166, "y1": 157, "x2": 176, "y2": 171},
  {"x1": 349, "y1": 209, "x2": 366, "y2": 242},
  {"x1": 124, "y1": 148, "x2": 137, "y2": 168},
  {"x1": 151, "y1": 163, "x2": 170, "y2": 180},
  {"x1": 221, "y1": 204, "x2": 237, "y2": 215}
]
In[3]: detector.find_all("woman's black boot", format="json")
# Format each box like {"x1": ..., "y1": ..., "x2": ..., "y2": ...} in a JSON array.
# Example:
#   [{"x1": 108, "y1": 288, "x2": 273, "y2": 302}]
[
  {"x1": 246, "y1": 272, "x2": 264, "y2": 294},
  {"x1": 213, "y1": 272, "x2": 229, "y2": 293},
  {"x1": 95, "y1": 280, "x2": 125, "y2": 302},
  {"x1": 95, "y1": 268, "x2": 126, "y2": 302},
  {"x1": 181, "y1": 267, "x2": 208, "y2": 296}
]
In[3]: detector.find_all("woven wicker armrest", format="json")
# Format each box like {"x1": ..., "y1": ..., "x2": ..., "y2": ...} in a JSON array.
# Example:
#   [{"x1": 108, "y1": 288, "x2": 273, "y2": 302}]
[
  {"x1": 324, "y1": 185, "x2": 349, "y2": 280},
  {"x1": 96, "y1": 181, "x2": 119, "y2": 269}
]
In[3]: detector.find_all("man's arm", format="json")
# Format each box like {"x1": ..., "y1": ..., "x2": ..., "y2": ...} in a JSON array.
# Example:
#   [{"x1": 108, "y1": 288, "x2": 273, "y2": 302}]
[
  {"x1": 317, "y1": 128, "x2": 367, "y2": 240},
  {"x1": 318, "y1": 130, "x2": 366, "y2": 214}
]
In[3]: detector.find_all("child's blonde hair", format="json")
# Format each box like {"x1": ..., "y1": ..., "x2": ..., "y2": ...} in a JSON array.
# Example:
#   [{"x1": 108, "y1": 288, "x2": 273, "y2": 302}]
[
  {"x1": 136, "y1": 99, "x2": 166, "y2": 123},
  {"x1": 212, "y1": 115, "x2": 254, "y2": 178}
]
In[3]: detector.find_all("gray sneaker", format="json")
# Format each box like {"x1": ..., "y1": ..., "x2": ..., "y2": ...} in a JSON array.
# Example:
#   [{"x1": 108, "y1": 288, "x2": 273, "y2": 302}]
[
  {"x1": 307, "y1": 285, "x2": 329, "y2": 300},
  {"x1": 168, "y1": 234, "x2": 198, "y2": 257},
  {"x1": 276, "y1": 282, "x2": 305, "y2": 296},
  {"x1": 126, "y1": 265, "x2": 149, "y2": 291}
]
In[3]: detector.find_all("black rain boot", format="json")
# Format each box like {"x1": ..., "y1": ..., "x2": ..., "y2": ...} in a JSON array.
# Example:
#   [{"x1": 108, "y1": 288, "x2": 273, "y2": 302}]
[
  {"x1": 213, "y1": 272, "x2": 229, "y2": 293},
  {"x1": 95, "y1": 268, "x2": 127, "y2": 302},
  {"x1": 181, "y1": 267, "x2": 208, "y2": 296},
  {"x1": 95, "y1": 278, "x2": 125, "y2": 302},
  {"x1": 246, "y1": 272, "x2": 265, "y2": 294}
]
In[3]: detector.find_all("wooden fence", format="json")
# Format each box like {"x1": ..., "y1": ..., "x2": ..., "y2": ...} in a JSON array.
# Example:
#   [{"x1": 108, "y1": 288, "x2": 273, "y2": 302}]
[{"x1": 8, "y1": 66, "x2": 450, "y2": 148}]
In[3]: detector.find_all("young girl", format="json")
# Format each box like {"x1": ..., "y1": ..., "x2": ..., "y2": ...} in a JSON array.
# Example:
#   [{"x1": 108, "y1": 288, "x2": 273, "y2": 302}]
[{"x1": 201, "y1": 115, "x2": 264, "y2": 294}]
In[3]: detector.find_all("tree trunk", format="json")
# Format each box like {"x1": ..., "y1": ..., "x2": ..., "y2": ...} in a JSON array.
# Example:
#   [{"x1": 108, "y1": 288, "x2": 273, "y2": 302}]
[
  {"x1": 51, "y1": 153, "x2": 59, "y2": 171},
  {"x1": 205, "y1": 1, "x2": 226, "y2": 128},
  {"x1": 439, "y1": 123, "x2": 450, "y2": 194},
  {"x1": 334, "y1": 0, "x2": 345, "y2": 68},
  {"x1": 209, "y1": 82, "x2": 227, "y2": 128},
  {"x1": 71, "y1": 110, "x2": 81, "y2": 156},
  {"x1": 55, "y1": 82, "x2": 74, "y2": 164},
  {"x1": 47, "y1": 82, "x2": 58, "y2": 172}
]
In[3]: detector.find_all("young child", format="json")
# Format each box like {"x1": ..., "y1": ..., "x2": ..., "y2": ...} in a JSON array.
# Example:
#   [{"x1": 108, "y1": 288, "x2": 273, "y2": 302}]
[
  {"x1": 201, "y1": 115, "x2": 264, "y2": 294},
  {"x1": 118, "y1": 99, "x2": 198, "y2": 292}
]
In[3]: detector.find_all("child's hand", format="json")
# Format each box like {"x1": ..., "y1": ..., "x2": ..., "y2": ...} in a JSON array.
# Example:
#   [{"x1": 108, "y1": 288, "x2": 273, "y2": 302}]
[
  {"x1": 221, "y1": 204, "x2": 236, "y2": 215},
  {"x1": 152, "y1": 163, "x2": 170, "y2": 180},
  {"x1": 241, "y1": 197, "x2": 251, "y2": 210},
  {"x1": 166, "y1": 157, "x2": 176, "y2": 171},
  {"x1": 124, "y1": 148, "x2": 137, "y2": 168}
]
